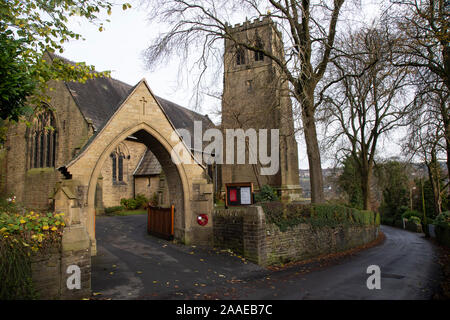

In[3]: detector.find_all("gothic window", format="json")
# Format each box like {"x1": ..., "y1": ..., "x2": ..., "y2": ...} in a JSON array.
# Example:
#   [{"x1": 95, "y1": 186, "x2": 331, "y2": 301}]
[
  {"x1": 236, "y1": 47, "x2": 246, "y2": 65},
  {"x1": 254, "y1": 38, "x2": 264, "y2": 61},
  {"x1": 29, "y1": 110, "x2": 57, "y2": 169},
  {"x1": 118, "y1": 154, "x2": 124, "y2": 182},
  {"x1": 111, "y1": 153, "x2": 117, "y2": 182},
  {"x1": 110, "y1": 143, "x2": 129, "y2": 184}
]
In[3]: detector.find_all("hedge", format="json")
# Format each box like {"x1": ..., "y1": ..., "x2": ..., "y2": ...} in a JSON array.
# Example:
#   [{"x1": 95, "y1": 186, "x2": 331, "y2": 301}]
[
  {"x1": 104, "y1": 206, "x2": 124, "y2": 214},
  {"x1": 435, "y1": 211, "x2": 450, "y2": 247},
  {"x1": 260, "y1": 202, "x2": 379, "y2": 232}
]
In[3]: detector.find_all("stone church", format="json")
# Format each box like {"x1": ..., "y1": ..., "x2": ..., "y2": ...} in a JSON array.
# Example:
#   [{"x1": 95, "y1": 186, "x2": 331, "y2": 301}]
[
  {"x1": 0, "y1": 16, "x2": 301, "y2": 216},
  {"x1": 1, "y1": 52, "x2": 214, "y2": 212}
]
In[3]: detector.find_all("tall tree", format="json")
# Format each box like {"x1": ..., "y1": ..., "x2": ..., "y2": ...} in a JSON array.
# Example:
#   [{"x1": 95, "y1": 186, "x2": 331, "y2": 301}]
[
  {"x1": 322, "y1": 25, "x2": 413, "y2": 210},
  {"x1": 142, "y1": 0, "x2": 348, "y2": 203},
  {"x1": 391, "y1": 0, "x2": 450, "y2": 193},
  {"x1": 0, "y1": 0, "x2": 131, "y2": 121},
  {"x1": 0, "y1": 31, "x2": 36, "y2": 121},
  {"x1": 374, "y1": 159, "x2": 410, "y2": 219},
  {"x1": 405, "y1": 79, "x2": 449, "y2": 215}
]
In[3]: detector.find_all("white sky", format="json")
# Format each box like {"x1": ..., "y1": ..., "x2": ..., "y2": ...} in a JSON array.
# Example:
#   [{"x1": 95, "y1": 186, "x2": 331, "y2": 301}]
[{"x1": 62, "y1": 0, "x2": 404, "y2": 170}]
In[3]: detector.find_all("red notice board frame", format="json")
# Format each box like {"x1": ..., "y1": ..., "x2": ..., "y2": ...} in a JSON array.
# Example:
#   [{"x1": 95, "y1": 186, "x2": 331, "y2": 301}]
[{"x1": 225, "y1": 182, "x2": 254, "y2": 208}]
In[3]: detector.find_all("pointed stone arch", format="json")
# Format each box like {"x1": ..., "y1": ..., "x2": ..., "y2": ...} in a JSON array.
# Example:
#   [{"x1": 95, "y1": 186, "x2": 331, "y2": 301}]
[{"x1": 56, "y1": 80, "x2": 214, "y2": 255}]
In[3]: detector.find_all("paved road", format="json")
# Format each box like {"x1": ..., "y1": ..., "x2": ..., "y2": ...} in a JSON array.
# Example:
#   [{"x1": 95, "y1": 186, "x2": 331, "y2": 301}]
[{"x1": 92, "y1": 215, "x2": 442, "y2": 300}]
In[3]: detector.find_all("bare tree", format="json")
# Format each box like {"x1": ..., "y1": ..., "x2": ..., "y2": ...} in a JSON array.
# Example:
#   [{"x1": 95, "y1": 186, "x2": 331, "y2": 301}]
[
  {"x1": 405, "y1": 77, "x2": 449, "y2": 215},
  {"x1": 391, "y1": 0, "x2": 449, "y2": 90},
  {"x1": 390, "y1": 0, "x2": 450, "y2": 191},
  {"x1": 322, "y1": 25, "x2": 413, "y2": 210},
  {"x1": 141, "y1": 0, "x2": 349, "y2": 203}
]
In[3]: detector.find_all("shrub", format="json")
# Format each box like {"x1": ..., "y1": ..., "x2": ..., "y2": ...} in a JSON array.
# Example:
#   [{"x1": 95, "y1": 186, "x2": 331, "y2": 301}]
[
  {"x1": 104, "y1": 206, "x2": 124, "y2": 214},
  {"x1": 0, "y1": 210, "x2": 65, "y2": 299},
  {"x1": 261, "y1": 201, "x2": 285, "y2": 223},
  {"x1": 120, "y1": 198, "x2": 138, "y2": 210},
  {"x1": 254, "y1": 185, "x2": 279, "y2": 203},
  {"x1": 135, "y1": 194, "x2": 149, "y2": 209},
  {"x1": 435, "y1": 223, "x2": 450, "y2": 247},
  {"x1": 435, "y1": 211, "x2": 450, "y2": 228},
  {"x1": 409, "y1": 216, "x2": 421, "y2": 225},
  {"x1": 402, "y1": 210, "x2": 422, "y2": 222},
  {"x1": 149, "y1": 193, "x2": 159, "y2": 207},
  {"x1": 120, "y1": 195, "x2": 150, "y2": 210}
]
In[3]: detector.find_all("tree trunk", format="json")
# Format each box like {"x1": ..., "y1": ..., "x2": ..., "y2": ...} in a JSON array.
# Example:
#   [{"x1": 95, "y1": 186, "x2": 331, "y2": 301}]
[
  {"x1": 361, "y1": 165, "x2": 372, "y2": 211},
  {"x1": 443, "y1": 104, "x2": 450, "y2": 198},
  {"x1": 427, "y1": 152, "x2": 443, "y2": 216},
  {"x1": 301, "y1": 92, "x2": 324, "y2": 203}
]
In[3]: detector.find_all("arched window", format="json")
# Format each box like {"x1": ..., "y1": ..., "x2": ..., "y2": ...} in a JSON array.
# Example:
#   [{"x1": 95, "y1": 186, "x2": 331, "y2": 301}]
[
  {"x1": 29, "y1": 110, "x2": 57, "y2": 168},
  {"x1": 118, "y1": 154, "x2": 124, "y2": 182},
  {"x1": 110, "y1": 143, "x2": 129, "y2": 184},
  {"x1": 236, "y1": 47, "x2": 246, "y2": 65},
  {"x1": 254, "y1": 37, "x2": 264, "y2": 61},
  {"x1": 111, "y1": 153, "x2": 117, "y2": 182}
]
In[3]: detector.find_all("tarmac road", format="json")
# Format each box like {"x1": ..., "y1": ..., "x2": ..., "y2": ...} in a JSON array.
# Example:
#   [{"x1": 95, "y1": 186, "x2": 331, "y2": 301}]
[{"x1": 91, "y1": 215, "x2": 441, "y2": 300}]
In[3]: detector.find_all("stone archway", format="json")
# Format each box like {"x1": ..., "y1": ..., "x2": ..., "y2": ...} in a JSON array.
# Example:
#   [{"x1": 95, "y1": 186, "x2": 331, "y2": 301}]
[{"x1": 54, "y1": 80, "x2": 214, "y2": 255}]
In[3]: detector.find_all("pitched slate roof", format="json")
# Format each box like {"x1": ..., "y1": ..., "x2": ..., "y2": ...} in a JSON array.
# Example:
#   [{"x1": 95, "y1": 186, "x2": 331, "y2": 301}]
[
  {"x1": 50, "y1": 53, "x2": 215, "y2": 175},
  {"x1": 49, "y1": 53, "x2": 214, "y2": 135},
  {"x1": 66, "y1": 77, "x2": 135, "y2": 131},
  {"x1": 133, "y1": 149, "x2": 162, "y2": 176}
]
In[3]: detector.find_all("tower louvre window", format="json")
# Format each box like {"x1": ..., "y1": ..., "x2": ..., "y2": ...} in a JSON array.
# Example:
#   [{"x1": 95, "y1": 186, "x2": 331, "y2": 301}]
[{"x1": 255, "y1": 38, "x2": 264, "y2": 61}]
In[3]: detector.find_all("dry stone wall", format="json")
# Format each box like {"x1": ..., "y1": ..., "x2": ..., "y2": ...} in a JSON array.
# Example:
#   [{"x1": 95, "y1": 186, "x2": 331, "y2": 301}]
[{"x1": 213, "y1": 205, "x2": 379, "y2": 266}]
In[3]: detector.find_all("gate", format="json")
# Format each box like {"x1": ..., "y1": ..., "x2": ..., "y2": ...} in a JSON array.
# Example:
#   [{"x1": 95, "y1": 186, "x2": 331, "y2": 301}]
[{"x1": 147, "y1": 205, "x2": 174, "y2": 240}]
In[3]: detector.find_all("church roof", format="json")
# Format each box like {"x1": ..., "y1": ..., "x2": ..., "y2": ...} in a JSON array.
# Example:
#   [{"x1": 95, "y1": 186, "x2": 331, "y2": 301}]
[
  {"x1": 133, "y1": 149, "x2": 162, "y2": 176},
  {"x1": 49, "y1": 53, "x2": 214, "y2": 135},
  {"x1": 50, "y1": 53, "x2": 215, "y2": 175}
]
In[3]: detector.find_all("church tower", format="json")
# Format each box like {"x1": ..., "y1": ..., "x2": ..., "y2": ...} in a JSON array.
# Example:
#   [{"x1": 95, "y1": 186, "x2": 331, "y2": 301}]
[{"x1": 221, "y1": 17, "x2": 302, "y2": 201}]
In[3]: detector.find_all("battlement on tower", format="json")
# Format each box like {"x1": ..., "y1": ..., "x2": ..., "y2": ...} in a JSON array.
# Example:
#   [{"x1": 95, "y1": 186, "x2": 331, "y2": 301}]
[{"x1": 225, "y1": 16, "x2": 282, "y2": 39}]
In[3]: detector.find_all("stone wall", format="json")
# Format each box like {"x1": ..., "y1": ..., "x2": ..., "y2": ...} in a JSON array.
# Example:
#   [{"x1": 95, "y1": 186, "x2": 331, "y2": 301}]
[
  {"x1": 30, "y1": 225, "x2": 91, "y2": 300},
  {"x1": 213, "y1": 206, "x2": 379, "y2": 266},
  {"x1": 213, "y1": 206, "x2": 266, "y2": 265},
  {"x1": 213, "y1": 208, "x2": 245, "y2": 254},
  {"x1": 265, "y1": 223, "x2": 378, "y2": 265}
]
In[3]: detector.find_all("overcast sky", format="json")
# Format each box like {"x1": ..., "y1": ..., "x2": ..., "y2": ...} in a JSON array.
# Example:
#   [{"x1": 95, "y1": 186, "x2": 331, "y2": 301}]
[{"x1": 62, "y1": 0, "x2": 402, "y2": 169}]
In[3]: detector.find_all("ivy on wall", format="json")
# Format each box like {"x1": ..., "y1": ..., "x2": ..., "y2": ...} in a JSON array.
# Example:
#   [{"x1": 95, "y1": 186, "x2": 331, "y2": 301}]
[{"x1": 260, "y1": 201, "x2": 379, "y2": 232}]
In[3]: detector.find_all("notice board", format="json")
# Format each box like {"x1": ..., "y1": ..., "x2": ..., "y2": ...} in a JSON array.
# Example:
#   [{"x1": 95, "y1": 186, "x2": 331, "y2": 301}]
[{"x1": 225, "y1": 182, "x2": 254, "y2": 207}]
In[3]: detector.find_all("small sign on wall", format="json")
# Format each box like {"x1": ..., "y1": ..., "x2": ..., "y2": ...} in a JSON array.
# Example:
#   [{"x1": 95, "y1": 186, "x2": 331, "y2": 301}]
[{"x1": 225, "y1": 182, "x2": 254, "y2": 207}]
